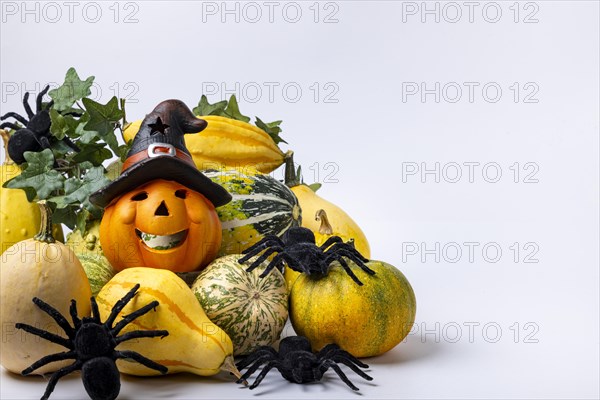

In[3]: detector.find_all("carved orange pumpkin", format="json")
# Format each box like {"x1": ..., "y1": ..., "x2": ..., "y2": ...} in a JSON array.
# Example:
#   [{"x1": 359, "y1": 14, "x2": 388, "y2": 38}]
[{"x1": 99, "y1": 179, "x2": 222, "y2": 272}]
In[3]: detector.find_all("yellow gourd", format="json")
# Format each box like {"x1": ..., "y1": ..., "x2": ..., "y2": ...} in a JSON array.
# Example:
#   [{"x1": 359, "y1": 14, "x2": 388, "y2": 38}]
[
  {"x1": 283, "y1": 152, "x2": 370, "y2": 256},
  {"x1": 0, "y1": 201, "x2": 91, "y2": 374},
  {"x1": 290, "y1": 260, "x2": 416, "y2": 358},
  {"x1": 96, "y1": 267, "x2": 241, "y2": 378},
  {"x1": 1, "y1": 130, "x2": 63, "y2": 255},
  {"x1": 123, "y1": 115, "x2": 286, "y2": 173}
]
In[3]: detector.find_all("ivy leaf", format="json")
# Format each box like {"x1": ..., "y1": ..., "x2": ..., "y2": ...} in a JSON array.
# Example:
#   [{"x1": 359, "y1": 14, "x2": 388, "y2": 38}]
[
  {"x1": 307, "y1": 183, "x2": 322, "y2": 192},
  {"x1": 82, "y1": 96, "x2": 124, "y2": 136},
  {"x1": 76, "y1": 209, "x2": 93, "y2": 234},
  {"x1": 48, "y1": 167, "x2": 109, "y2": 217},
  {"x1": 49, "y1": 68, "x2": 94, "y2": 111},
  {"x1": 3, "y1": 149, "x2": 64, "y2": 200},
  {"x1": 79, "y1": 129, "x2": 100, "y2": 144},
  {"x1": 49, "y1": 109, "x2": 67, "y2": 140},
  {"x1": 255, "y1": 117, "x2": 287, "y2": 144},
  {"x1": 72, "y1": 143, "x2": 112, "y2": 166},
  {"x1": 223, "y1": 95, "x2": 251, "y2": 122},
  {"x1": 193, "y1": 95, "x2": 227, "y2": 116},
  {"x1": 51, "y1": 204, "x2": 79, "y2": 229}
]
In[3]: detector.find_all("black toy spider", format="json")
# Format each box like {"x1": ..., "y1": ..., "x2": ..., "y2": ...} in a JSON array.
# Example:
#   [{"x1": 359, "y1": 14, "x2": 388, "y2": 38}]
[
  {"x1": 16, "y1": 284, "x2": 169, "y2": 400},
  {"x1": 239, "y1": 226, "x2": 375, "y2": 285},
  {"x1": 0, "y1": 85, "x2": 79, "y2": 163},
  {"x1": 236, "y1": 335, "x2": 373, "y2": 390}
]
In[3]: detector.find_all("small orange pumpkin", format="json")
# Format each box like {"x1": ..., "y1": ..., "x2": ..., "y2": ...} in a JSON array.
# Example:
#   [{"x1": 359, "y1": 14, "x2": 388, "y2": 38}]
[{"x1": 99, "y1": 179, "x2": 222, "y2": 272}]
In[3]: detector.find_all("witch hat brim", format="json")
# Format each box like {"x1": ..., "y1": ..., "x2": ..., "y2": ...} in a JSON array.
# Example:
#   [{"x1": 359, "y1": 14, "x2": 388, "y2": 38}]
[
  {"x1": 89, "y1": 156, "x2": 230, "y2": 208},
  {"x1": 89, "y1": 100, "x2": 231, "y2": 208}
]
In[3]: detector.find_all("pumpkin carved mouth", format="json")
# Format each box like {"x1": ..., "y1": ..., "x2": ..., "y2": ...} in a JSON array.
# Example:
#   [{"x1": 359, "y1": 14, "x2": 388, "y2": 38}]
[{"x1": 135, "y1": 229, "x2": 188, "y2": 250}]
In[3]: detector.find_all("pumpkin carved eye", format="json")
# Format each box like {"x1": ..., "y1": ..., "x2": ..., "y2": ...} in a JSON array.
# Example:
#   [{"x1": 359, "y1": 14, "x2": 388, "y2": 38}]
[
  {"x1": 175, "y1": 189, "x2": 187, "y2": 199},
  {"x1": 131, "y1": 192, "x2": 148, "y2": 201}
]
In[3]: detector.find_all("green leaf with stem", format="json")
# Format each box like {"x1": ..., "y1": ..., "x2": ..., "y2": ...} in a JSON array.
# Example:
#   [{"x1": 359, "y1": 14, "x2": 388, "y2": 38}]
[
  {"x1": 3, "y1": 149, "x2": 64, "y2": 200},
  {"x1": 255, "y1": 117, "x2": 287, "y2": 144},
  {"x1": 49, "y1": 68, "x2": 94, "y2": 111}
]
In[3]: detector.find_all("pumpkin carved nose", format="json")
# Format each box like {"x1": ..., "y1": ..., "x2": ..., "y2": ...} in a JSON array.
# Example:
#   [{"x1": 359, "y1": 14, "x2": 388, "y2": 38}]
[{"x1": 155, "y1": 201, "x2": 169, "y2": 216}]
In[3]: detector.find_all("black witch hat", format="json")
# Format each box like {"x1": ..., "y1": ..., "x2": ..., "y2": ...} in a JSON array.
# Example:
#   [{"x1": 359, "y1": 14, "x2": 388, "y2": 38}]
[{"x1": 89, "y1": 100, "x2": 231, "y2": 208}]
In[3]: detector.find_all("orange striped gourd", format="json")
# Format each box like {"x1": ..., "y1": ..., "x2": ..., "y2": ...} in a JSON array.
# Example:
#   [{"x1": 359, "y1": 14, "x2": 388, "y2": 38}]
[{"x1": 96, "y1": 267, "x2": 240, "y2": 378}]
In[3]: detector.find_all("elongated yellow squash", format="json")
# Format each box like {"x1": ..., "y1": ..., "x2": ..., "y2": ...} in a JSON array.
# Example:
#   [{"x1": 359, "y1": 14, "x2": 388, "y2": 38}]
[
  {"x1": 123, "y1": 116, "x2": 285, "y2": 173},
  {"x1": 96, "y1": 268, "x2": 240, "y2": 378}
]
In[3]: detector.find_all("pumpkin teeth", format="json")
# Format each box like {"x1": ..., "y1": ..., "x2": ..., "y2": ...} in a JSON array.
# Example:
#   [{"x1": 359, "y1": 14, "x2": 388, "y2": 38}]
[{"x1": 136, "y1": 229, "x2": 188, "y2": 250}]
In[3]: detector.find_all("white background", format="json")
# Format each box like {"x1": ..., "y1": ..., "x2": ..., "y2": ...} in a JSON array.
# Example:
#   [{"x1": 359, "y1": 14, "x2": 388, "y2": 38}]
[{"x1": 1, "y1": 1, "x2": 599, "y2": 399}]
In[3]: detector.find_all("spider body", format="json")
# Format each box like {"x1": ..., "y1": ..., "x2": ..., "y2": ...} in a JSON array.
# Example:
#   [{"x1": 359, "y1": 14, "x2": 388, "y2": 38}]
[
  {"x1": 239, "y1": 226, "x2": 375, "y2": 285},
  {"x1": 16, "y1": 284, "x2": 168, "y2": 400},
  {"x1": 237, "y1": 335, "x2": 373, "y2": 390},
  {"x1": 0, "y1": 85, "x2": 79, "y2": 163}
]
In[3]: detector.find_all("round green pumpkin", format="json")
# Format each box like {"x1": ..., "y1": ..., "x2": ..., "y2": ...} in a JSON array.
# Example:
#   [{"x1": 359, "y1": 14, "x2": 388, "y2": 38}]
[
  {"x1": 191, "y1": 254, "x2": 288, "y2": 356},
  {"x1": 290, "y1": 260, "x2": 416, "y2": 358}
]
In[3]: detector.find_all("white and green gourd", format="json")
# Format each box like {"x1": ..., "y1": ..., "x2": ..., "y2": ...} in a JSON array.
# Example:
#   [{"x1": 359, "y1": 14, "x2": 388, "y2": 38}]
[{"x1": 191, "y1": 254, "x2": 289, "y2": 356}]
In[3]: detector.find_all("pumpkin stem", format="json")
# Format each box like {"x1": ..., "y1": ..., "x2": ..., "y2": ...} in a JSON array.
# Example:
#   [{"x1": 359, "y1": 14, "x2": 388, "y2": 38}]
[
  {"x1": 315, "y1": 209, "x2": 333, "y2": 235},
  {"x1": 34, "y1": 201, "x2": 56, "y2": 243},
  {"x1": 284, "y1": 151, "x2": 300, "y2": 188},
  {"x1": 0, "y1": 129, "x2": 14, "y2": 165}
]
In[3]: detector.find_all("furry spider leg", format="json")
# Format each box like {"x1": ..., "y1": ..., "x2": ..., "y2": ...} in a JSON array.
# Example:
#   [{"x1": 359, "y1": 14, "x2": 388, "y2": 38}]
[
  {"x1": 31, "y1": 297, "x2": 75, "y2": 339},
  {"x1": 260, "y1": 251, "x2": 305, "y2": 278},
  {"x1": 104, "y1": 284, "x2": 142, "y2": 328},
  {"x1": 0, "y1": 112, "x2": 28, "y2": 125},
  {"x1": 40, "y1": 361, "x2": 82, "y2": 400},
  {"x1": 115, "y1": 350, "x2": 167, "y2": 374},
  {"x1": 319, "y1": 360, "x2": 362, "y2": 391},
  {"x1": 111, "y1": 300, "x2": 160, "y2": 336},
  {"x1": 246, "y1": 360, "x2": 286, "y2": 389},
  {"x1": 325, "y1": 256, "x2": 364, "y2": 286},
  {"x1": 23, "y1": 91, "x2": 34, "y2": 118},
  {"x1": 317, "y1": 346, "x2": 373, "y2": 382},
  {"x1": 242, "y1": 234, "x2": 285, "y2": 252},
  {"x1": 0, "y1": 122, "x2": 21, "y2": 130},
  {"x1": 319, "y1": 236, "x2": 344, "y2": 250},
  {"x1": 60, "y1": 135, "x2": 80, "y2": 152},
  {"x1": 236, "y1": 346, "x2": 279, "y2": 371},
  {"x1": 90, "y1": 297, "x2": 102, "y2": 323},
  {"x1": 36, "y1": 86, "x2": 51, "y2": 112},
  {"x1": 317, "y1": 344, "x2": 369, "y2": 369},
  {"x1": 239, "y1": 237, "x2": 284, "y2": 261},
  {"x1": 327, "y1": 356, "x2": 373, "y2": 382},
  {"x1": 243, "y1": 246, "x2": 283, "y2": 273},
  {"x1": 236, "y1": 353, "x2": 279, "y2": 384},
  {"x1": 69, "y1": 300, "x2": 82, "y2": 330},
  {"x1": 332, "y1": 249, "x2": 375, "y2": 275},
  {"x1": 15, "y1": 323, "x2": 72, "y2": 349},
  {"x1": 115, "y1": 329, "x2": 169, "y2": 345},
  {"x1": 326, "y1": 249, "x2": 374, "y2": 275},
  {"x1": 21, "y1": 351, "x2": 77, "y2": 375},
  {"x1": 324, "y1": 241, "x2": 369, "y2": 262}
]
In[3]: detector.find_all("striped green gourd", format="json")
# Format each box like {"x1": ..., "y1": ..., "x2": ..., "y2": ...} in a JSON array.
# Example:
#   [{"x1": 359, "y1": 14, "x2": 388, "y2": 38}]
[
  {"x1": 203, "y1": 168, "x2": 302, "y2": 256},
  {"x1": 191, "y1": 254, "x2": 288, "y2": 355}
]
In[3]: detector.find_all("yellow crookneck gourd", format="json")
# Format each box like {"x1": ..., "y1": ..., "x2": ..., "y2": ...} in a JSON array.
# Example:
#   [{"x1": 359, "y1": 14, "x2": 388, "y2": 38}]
[
  {"x1": 284, "y1": 152, "x2": 371, "y2": 257},
  {"x1": 0, "y1": 130, "x2": 63, "y2": 254},
  {"x1": 123, "y1": 115, "x2": 286, "y2": 173},
  {"x1": 96, "y1": 267, "x2": 241, "y2": 379}
]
